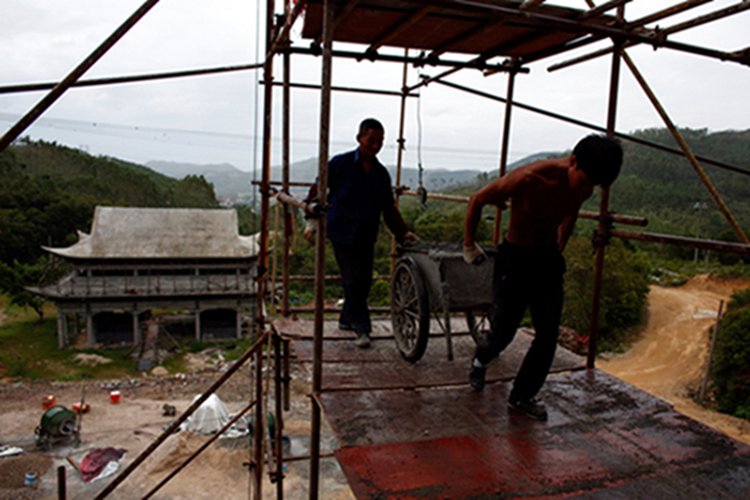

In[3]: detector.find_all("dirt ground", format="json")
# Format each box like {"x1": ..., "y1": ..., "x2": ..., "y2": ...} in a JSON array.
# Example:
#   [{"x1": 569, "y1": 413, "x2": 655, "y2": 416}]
[
  {"x1": 0, "y1": 362, "x2": 354, "y2": 499},
  {"x1": 599, "y1": 274, "x2": 750, "y2": 445},
  {"x1": 1, "y1": 273, "x2": 749, "y2": 498}
]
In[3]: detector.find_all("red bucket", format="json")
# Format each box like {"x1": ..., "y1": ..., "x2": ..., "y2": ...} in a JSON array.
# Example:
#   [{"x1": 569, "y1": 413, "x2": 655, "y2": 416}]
[
  {"x1": 109, "y1": 390, "x2": 121, "y2": 404},
  {"x1": 42, "y1": 395, "x2": 55, "y2": 409}
]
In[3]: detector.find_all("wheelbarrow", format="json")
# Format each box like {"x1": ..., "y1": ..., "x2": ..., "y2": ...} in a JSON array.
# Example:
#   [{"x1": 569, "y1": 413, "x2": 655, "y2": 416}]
[{"x1": 390, "y1": 242, "x2": 496, "y2": 362}]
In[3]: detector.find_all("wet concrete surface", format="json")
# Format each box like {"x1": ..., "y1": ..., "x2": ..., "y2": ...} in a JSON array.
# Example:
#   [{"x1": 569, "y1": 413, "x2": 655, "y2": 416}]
[
  {"x1": 329, "y1": 371, "x2": 750, "y2": 498},
  {"x1": 273, "y1": 319, "x2": 750, "y2": 498}
]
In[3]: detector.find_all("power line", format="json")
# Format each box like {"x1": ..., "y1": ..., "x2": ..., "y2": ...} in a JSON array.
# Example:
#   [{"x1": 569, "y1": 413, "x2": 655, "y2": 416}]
[{"x1": 0, "y1": 112, "x2": 514, "y2": 160}]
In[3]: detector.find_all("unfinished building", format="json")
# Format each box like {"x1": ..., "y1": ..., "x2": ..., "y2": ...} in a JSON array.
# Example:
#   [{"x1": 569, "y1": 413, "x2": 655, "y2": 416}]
[{"x1": 33, "y1": 206, "x2": 259, "y2": 348}]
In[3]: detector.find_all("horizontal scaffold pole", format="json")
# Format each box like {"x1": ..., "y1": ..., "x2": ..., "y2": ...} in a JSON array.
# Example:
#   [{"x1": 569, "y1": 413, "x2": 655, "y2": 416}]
[
  {"x1": 432, "y1": 78, "x2": 750, "y2": 177},
  {"x1": 612, "y1": 230, "x2": 750, "y2": 255}
]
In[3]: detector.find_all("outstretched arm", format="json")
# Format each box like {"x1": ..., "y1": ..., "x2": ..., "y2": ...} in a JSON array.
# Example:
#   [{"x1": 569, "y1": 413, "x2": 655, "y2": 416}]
[{"x1": 464, "y1": 168, "x2": 524, "y2": 248}]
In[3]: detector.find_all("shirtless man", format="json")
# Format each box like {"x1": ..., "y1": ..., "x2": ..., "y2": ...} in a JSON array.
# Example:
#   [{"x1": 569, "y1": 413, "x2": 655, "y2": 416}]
[{"x1": 463, "y1": 134, "x2": 623, "y2": 420}]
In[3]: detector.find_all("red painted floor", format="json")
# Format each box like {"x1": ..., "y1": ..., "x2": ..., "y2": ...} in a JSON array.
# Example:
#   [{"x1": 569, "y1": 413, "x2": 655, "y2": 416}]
[{"x1": 273, "y1": 319, "x2": 750, "y2": 498}]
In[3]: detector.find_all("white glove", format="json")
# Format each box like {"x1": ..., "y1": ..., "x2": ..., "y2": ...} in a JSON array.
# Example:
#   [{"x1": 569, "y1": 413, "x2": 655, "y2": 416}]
[
  {"x1": 463, "y1": 243, "x2": 487, "y2": 265},
  {"x1": 303, "y1": 219, "x2": 317, "y2": 243},
  {"x1": 400, "y1": 231, "x2": 420, "y2": 246}
]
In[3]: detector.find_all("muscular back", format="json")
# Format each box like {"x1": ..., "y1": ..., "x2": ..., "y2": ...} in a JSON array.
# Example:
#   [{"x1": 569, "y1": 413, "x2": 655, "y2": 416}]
[{"x1": 466, "y1": 158, "x2": 594, "y2": 250}]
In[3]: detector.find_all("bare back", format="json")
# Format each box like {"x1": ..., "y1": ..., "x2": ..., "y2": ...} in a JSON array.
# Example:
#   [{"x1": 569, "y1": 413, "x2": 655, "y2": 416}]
[{"x1": 465, "y1": 158, "x2": 594, "y2": 250}]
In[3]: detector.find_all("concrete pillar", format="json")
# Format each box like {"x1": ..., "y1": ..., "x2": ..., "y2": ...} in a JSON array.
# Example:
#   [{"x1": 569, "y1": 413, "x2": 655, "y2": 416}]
[
  {"x1": 132, "y1": 309, "x2": 142, "y2": 346},
  {"x1": 194, "y1": 308, "x2": 201, "y2": 341},
  {"x1": 57, "y1": 312, "x2": 67, "y2": 349},
  {"x1": 86, "y1": 308, "x2": 95, "y2": 348},
  {"x1": 236, "y1": 308, "x2": 242, "y2": 339}
]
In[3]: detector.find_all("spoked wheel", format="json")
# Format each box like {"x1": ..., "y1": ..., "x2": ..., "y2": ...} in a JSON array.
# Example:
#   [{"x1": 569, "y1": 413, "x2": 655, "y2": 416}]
[{"x1": 391, "y1": 257, "x2": 430, "y2": 362}]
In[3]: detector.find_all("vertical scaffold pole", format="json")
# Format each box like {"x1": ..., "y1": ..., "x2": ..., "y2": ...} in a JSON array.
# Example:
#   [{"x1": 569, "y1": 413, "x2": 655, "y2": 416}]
[
  {"x1": 281, "y1": 2, "x2": 292, "y2": 318},
  {"x1": 493, "y1": 64, "x2": 517, "y2": 246},
  {"x1": 276, "y1": 2, "x2": 292, "y2": 497},
  {"x1": 310, "y1": 0, "x2": 333, "y2": 497},
  {"x1": 254, "y1": 0, "x2": 277, "y2": 496},
  {"x1": 587, "y1": 4, "x2": 623, "y2": 369},
  {"x1": 392, "y1": 48, "x2": 409, "y2": 271}
]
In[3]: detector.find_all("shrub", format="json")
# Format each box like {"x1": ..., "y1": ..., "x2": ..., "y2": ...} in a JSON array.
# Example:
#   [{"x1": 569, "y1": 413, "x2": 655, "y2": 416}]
[
  {"x1": 562, "y1": 236, "x2": 651, "y2": 352},
  {"x1": 711, "y1": 291, "x2": 750, "y2": 418}
]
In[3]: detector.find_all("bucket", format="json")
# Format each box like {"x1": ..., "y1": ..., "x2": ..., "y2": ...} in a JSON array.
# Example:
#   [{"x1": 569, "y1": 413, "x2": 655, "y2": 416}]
[
  {"x1": 42, "y1": 395, "x2": 55, "y2": 409},
  {"x1": 24, "y1": 472, "x2": 37, "y2": 487},
  {"x1": 109, "y1": 390, "x2": 121, "y2": 404}
]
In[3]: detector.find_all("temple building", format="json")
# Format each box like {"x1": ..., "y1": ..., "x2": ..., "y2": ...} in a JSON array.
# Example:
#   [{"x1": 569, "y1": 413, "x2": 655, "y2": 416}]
[{"x1": 32, "y1": 206, "x2": 260, "y2": 348}]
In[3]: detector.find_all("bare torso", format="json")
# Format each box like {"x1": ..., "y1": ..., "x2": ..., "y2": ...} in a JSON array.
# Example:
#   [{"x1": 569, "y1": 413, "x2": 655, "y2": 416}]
[
  {"x1": 466, "y1": 157, "x2": 594, "y2": 250},
  {"x1": 506, "y1": 161, "x2": 591, "y2": 247}
]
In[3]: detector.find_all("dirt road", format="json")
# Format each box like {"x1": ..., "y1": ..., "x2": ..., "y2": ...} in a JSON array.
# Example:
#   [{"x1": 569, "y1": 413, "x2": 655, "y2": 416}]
[{"x1": 598, "y1": 274, "x2": 750, "y2": 445}]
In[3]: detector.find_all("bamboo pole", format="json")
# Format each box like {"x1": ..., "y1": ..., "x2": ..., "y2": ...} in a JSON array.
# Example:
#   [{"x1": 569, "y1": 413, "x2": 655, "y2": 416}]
[
  {"x1": 0, "y1": 0, "x2": 162, "y2": 152},
  {"x1": 309, "y1": 0, "x2": 333, "y2": 496}
]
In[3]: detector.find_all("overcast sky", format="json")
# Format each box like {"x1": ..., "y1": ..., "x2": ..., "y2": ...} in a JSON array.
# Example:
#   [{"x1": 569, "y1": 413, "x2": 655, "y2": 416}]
[{"x1": 1, "y1": 0, "x2": 748, "y2": 176}]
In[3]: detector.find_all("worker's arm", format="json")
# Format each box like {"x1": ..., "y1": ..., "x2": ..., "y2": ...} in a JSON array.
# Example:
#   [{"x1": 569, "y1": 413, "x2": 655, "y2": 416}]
[
  {"x1": 302, "y1": 182, "x2": 319, "y2": 243},
  {"x1": 383, "y1": 204, "x2": 410, "y2": 243},
  {"x1": 464, "y1": 167, "x2": 524, "y2": 241},
  {"x1": 557, "y1": 214, "x2": 577, "y2": 253}
]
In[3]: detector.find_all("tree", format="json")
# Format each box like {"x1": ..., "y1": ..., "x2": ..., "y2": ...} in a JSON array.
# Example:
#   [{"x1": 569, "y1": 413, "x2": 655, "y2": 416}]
[
  {"x1": 710, "y1": 288, "x2": 750, "y2": 419},
  {"x1": 0, "y1": 258, "x2": 64, "y2": 320},
  {"x1": 562, "y1": 236, "x2": 651, "y2": 351}
]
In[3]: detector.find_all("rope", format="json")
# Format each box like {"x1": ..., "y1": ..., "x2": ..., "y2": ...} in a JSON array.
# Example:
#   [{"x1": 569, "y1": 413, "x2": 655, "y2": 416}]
[{"x1": 416, "y1": 71, "x2": 427, "y2": 208}]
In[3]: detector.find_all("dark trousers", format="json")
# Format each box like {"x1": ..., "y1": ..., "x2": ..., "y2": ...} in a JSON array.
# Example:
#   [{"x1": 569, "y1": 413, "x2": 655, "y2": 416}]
[
  {"x1": 475, "y1": 241, "x2": 565, "y2": 400},
  {"x1": 332, "y1": 240, "x2": 375, "y2": 334}
]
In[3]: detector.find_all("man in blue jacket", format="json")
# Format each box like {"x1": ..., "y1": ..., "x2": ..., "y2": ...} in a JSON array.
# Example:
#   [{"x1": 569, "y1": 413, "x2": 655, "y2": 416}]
[{"x1": 305, "y1": 118, "x2": 418, "y2": 347}]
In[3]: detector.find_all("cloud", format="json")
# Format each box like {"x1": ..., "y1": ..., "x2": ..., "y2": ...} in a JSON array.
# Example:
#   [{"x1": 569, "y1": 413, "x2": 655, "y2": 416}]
[{"x1": 1, "y1": 0, "x2": 748, "y2": 173}]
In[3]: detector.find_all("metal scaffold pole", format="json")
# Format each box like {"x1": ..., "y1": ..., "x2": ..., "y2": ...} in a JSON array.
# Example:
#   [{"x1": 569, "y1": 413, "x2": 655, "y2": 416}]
[
  {"x1": 309, "y1": 0, "x2": 334, "y2": 497},
  {"x1": 587, "y1": 1, "x2": 622, "y2": 369},
  {"x1": 493, "y1": 64, "x2": 517, "y2": 246}
]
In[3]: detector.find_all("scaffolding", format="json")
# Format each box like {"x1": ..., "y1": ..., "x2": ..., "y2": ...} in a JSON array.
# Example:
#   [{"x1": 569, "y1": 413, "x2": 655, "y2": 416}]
[{"x1": 2, "y1": 1, "x2": 750, "y2": 498}]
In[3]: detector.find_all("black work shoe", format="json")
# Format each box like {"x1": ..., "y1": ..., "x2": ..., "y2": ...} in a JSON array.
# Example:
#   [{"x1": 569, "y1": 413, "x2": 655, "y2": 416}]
[
  {"x1": 338, "y1": 322, "x2": 354, "y2": 331},
  {"x1": 354, "y1": 332, "x2": 371, "y2": 348},
  {"x1": 508, "y1": 396, "x2": 548, "y2": 421},
  {"x1": 469, "y1": 364, "x2": 486, "y2": 391}
]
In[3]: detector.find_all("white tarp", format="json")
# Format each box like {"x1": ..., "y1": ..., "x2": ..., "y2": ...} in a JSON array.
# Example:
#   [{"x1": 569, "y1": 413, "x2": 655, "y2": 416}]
[{"x1": 181, "y1": 394, "x2": 230, "y2": 435}]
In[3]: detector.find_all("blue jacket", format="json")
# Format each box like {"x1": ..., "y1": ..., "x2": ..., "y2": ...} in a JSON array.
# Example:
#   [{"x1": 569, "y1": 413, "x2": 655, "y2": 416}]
[{"x1": 310, "y1": 149, "x2": 408, "y2": 246}]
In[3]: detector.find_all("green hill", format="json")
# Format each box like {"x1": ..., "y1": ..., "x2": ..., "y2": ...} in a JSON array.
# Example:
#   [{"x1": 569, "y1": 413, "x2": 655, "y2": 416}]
[
  {"x1": 425, "y1": 128, "x2": 750, "y2": 243},
  {"x1": 608, "y1": 128, "x2": 750, "y2": 238},
  {"x1": 0, "y1": 138, "x2": 219, "y2": 264}
]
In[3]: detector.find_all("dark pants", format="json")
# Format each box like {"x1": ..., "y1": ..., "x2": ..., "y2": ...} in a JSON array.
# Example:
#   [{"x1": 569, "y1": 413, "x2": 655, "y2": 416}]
[
  {"x1": 475, "y1": 241, "x2": 565, "y2": 400},
  {"x1": 332, "y1": 240, "x2": 375, "y2": 334}
]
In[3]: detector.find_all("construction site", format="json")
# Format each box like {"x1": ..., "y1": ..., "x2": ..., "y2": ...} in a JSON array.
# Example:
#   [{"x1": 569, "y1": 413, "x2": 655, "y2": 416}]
[{"x1": 1, "y1": 0, "x2": 750, "y2": 498}]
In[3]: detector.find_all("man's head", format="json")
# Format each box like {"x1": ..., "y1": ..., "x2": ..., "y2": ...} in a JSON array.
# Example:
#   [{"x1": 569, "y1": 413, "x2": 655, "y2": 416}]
[
  {"x1": 573, "y1": 134, "x2": 623, "y2": 187},
  {"x1": 357, "y1": 118, "x2": 385, "y2": 160}
]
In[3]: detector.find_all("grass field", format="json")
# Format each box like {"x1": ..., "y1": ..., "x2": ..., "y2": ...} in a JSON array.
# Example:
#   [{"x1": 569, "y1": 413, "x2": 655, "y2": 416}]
[{"x1": 0, "y1": 296, "x2": 140, "y2": 380}]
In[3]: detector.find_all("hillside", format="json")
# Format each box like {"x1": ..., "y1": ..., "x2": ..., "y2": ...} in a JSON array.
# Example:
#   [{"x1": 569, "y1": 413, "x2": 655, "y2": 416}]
[
  {"x1": 434, "y1": 128, "x2": 750, "y2": 242},
  {"x1": 609, "y1": 128, "x2": 750, "y2": 237},
  {"x1": 0, "y1": 138, "x2": 219, "y2": 264}
]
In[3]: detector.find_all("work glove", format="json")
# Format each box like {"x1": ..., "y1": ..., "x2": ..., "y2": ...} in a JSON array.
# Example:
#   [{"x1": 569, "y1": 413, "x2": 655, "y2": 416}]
[
  {"x1": 400, "y1": 231, "x2": 420, "y2": 247},
  {"x1": 463, "y1": 242, "x2": 487, "y2": 265},
  {"x1": 303, "y1": 219, "x2": 317, "y2": 244}
]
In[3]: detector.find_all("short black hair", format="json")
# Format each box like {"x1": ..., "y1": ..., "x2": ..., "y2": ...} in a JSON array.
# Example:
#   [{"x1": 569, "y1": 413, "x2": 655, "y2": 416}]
[
  {"x1": 358, "y1": 118, "x2": 384, "y2": 136},
  {"x1": 573, "y1": 134, "x2": 623, "y2": 187}
]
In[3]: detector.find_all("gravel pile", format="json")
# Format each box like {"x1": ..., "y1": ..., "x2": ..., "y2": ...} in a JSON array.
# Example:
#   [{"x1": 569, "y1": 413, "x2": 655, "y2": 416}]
[{"x1": 0, "y1": 454, "x2": 52, "y2": 496}]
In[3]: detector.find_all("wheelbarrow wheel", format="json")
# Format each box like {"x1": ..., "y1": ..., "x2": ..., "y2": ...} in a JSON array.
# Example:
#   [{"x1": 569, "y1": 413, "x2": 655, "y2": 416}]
[{"x1": 391, "y1": 257, "x2": 430, "y2": 362}]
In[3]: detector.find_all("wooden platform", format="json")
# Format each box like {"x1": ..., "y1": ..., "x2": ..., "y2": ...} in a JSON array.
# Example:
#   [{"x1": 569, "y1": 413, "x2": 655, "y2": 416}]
[{"x1": 272, "y1": 318, "x2": 750, "y2": 498}]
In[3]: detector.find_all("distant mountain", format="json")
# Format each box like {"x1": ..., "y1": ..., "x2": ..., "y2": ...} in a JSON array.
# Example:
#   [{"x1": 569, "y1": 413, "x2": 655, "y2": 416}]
[{"x1": 146, "y1": 153, "x2": 555, "y2": 205}]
